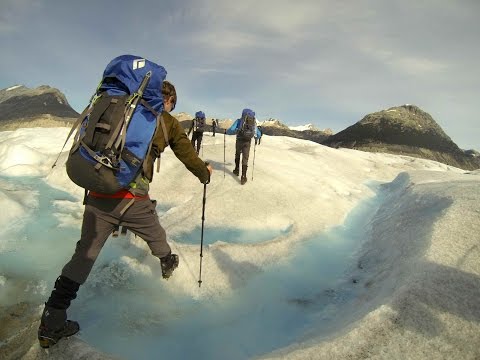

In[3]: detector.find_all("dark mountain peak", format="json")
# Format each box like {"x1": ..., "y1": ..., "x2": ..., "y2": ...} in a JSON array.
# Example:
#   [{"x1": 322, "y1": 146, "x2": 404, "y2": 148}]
[
  {"x1": 0, "y1": 84, "x2": 72, "y2": 107},
  {"x1": 359, "y1": 104, "x2": 449, "y2": 139},
  {"x1": 323, "y1": 104, "x2": 479, "y2": 170},
  {"x1": 0, "y1": 84, "x2": 78, "y2": 126},
  {"x1": 326, "y1": 104, "x2": 456, "y2": 150}
]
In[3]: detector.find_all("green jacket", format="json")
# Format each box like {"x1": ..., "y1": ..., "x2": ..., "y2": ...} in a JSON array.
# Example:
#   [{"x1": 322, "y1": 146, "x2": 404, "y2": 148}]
[{"x1": 143, "y1": 111, "x2": 210, "y2": 185}]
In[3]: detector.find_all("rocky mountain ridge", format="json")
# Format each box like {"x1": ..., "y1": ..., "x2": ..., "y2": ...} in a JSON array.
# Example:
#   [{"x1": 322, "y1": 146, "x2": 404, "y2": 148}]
[
  {"x1": 322, "y1": 104, "x2": 479, "y2": 170},
  {"x1": 0, "y1": 85, "x2": 477, "y2": 170},
  {"x1": 0, "y1": 85, "x2": 78, "y2": 130}
]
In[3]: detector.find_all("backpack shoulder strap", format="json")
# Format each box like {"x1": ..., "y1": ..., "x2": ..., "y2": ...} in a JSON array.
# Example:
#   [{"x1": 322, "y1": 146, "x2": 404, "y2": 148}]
[
  {"x1": 140, "y1": 99, "x2": 169, "y2": 146},
  {"x1": 159, "y1": 114, "x2": 169, "y2": 146},
  {"x1": 155, "y1": 114, "x2": 169, "y2": 173}
]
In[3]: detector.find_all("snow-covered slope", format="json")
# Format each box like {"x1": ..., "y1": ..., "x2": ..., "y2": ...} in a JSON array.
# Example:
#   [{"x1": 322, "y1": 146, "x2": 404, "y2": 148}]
[{"x1": 0, "y1": 128, "x2": 478, "y2": 360}]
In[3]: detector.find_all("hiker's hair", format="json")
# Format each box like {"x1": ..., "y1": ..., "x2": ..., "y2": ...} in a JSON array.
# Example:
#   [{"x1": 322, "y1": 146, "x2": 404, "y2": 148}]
[{"x1": 162, "y1": 81, "x2": 177, "y2": 107}]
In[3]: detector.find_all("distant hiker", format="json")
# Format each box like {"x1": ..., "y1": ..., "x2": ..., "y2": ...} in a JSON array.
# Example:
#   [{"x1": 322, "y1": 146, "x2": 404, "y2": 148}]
[
  {"x1": 255, "y1": 125, "x2": 263, "y2": 145},
  {"x1": 188, "y1": 111, "x2": 206, "y2": 154},
  {"x1": 38, "y1": 56, "x2": 213, "y2": 349},
  {"x1": 212, "y1": 118, "x2": 217, "y2": 137},
  {"x1": 226, "y1": 108, "x2": 260, "y2": 185}
]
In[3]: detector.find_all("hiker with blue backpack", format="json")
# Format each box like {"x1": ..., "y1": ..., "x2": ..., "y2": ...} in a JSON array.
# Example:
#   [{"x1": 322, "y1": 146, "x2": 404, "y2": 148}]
[
  {"x1": 188, "y1": 110, "x2": 206, "y2": 154},
  {"x1": 255, "y1": 125, "x2": 263, "y2": 145},
  {"x1": 38, "y1": 55, "x2": 213, "y2": 348},
  {"x1": 226, "y1": 108, "x2": 261, "y2": 185}
]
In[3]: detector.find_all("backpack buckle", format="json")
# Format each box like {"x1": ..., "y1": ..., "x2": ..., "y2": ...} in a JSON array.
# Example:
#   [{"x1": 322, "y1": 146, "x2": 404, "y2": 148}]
[{"x1": 93, "y1": 154, "x2": 119, "y2": 169}]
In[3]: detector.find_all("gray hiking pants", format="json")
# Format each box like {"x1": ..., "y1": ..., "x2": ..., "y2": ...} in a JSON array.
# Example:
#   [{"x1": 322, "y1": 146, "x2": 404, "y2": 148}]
[
  {"x1": 235, "y1": 137, "x2": 252, "y2": 167},
  {"x1": 191, "y1": 131, "x2": 203, "y2": 153},
  {"x1": 61, "y1": 196, "x2": 171, "y2": 284}
]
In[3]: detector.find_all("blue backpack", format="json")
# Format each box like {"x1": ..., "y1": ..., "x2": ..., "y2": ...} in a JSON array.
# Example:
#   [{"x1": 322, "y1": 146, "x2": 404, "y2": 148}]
[
  {"x1": 238, "y1": 108, "x2": 256, "y2": 139},
  {"x1": 194, "y1": 110, "x2": 206, "y2": 132},
  {"x1": 57, "y1": 55, "x2": 169, "y2": 195}
]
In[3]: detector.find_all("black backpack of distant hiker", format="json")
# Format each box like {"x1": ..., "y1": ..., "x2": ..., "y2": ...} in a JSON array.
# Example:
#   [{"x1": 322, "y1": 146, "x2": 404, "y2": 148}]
[
  {"x1": 238, "y1": 108, "x2": 256, "y2": 139},
  {"x1": 54, "y1": 55, "x2": 169, "y2": 195}
]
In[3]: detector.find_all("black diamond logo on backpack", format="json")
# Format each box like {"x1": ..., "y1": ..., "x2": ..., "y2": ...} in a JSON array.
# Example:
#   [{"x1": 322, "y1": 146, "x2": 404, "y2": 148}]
[{"x1": 133, "y1": 59, "x2": 145, "y2": 70}]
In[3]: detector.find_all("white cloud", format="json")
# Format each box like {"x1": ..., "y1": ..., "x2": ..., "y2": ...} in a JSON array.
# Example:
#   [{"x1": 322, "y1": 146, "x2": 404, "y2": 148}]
[
  {"x1": 0, "y1": 0, "x2": 41, "y2": 34},
  {"x1": 0, "y1": 0, "x2": 478, "y2": 149},
  {"x1": 389, "y1": 56, "x2": 448, "y2": 75},
  {"x1": 357, "y1": 41, "x2": 449, "y2": 76}
]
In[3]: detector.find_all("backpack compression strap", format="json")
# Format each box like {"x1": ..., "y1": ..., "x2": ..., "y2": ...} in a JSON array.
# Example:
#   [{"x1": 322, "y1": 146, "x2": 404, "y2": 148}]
[
  {"x1": 76, "y1": 96, "x2": 129, "y2": 171},
  {"x1": 51, "y1": 104, "x2": 95, "y2": 168},
  {"x1": 52, "y1": 79, "x2": 105, "y2": 168}
]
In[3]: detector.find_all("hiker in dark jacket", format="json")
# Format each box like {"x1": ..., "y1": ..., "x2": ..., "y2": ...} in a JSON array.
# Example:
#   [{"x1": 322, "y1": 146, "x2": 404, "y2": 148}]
[
  {"x1": 226, "y1": 108, "x2": 260, "y2": 185},
  {"x1": 38, "y1": 81, "x2": 213, "y2": 348},
  {"x1": 188, "y1": 111, "x2": 206, "y2": 154},
  {"x1": 212, "y1": 118, "x2": 217, "y2": 137}
]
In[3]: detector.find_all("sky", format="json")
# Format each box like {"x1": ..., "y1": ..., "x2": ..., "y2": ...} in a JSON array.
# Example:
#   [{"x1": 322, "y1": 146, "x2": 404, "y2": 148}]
[
  {"x1": 1, "y1": 0, "x2": 480, "y2": 150},
  {"x1": 1, "y1": 127, "x2": 479, "y2": 359}
]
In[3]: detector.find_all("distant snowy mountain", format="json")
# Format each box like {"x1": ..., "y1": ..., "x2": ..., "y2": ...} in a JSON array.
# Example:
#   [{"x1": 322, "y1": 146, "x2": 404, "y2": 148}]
[
  {"x1": 288, "y1": 123, "x2": 334, "y2": 135},
  {"x1": 257, "y1": 118, "x2": 331, "y2": 143},
  {"x1": 260, "y1": 118, "x2": 289, "y2": 129},
  {"x1": 289, "y1": 123, "x2": 319, "y2": 131},
  {"x1": 260, "y1": 118, "x2": 332, "y2": 134},
  {"x1": 173, "y1": 112, "x2": 194, "y2": 121},
  {"x1": 176, "y1": 116, "x2": 329, "y2": 136}
]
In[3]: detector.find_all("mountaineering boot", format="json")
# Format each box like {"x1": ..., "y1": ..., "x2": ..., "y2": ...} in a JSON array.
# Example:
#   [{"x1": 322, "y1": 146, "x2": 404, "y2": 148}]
[
  {"x1": 161, "y1": 252, "x2": 179, "y2": 279},
  {"x1": 241, "y1": 165, "x2": 248, "y2": 185},
  {"x1": 233, "y1": 159, "x2": 240, "y2": 176},
  {"x1": 38, "y1": 275, "x2": 81, "y2": 348},
  {"x1": 38, "y1": 305, "x2": 80, "y2": 348}
]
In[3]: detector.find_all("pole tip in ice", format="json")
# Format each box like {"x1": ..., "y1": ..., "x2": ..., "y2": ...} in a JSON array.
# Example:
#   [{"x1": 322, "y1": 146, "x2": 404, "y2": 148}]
[{"x1": 198, "y1": 280, "x2": 202, "y2": 287}]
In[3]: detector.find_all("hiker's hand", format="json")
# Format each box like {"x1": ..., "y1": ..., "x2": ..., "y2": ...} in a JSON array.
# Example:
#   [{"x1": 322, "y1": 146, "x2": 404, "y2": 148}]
[
  {"x1": 203, "y1": 162, "x2": 213, "y2": 184},
  {"x1": 206, "y1": 163, "x2": 213, "y2": 176}
]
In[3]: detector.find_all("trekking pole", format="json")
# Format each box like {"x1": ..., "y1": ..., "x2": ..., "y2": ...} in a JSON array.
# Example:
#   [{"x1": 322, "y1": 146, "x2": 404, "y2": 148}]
[
  {"x1": 198, "y1": 182, "x2": 207, "y2": 287},
  {"x1": 223, "y1": 129, "x2": 226, "y2": 178},
  {"x1": 251, "y1": 142, "x2": 257, "y2": 181}
]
